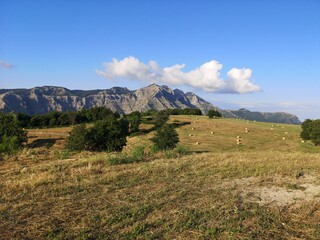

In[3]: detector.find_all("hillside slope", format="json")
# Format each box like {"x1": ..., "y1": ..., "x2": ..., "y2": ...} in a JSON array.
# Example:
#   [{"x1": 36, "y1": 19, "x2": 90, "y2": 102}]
[
  {"x1": 0, "y1": 84, "x2": 235, "y2": 117},
  {"x1": 0, "y1": 85, "x2": 301, "y2": 124}
]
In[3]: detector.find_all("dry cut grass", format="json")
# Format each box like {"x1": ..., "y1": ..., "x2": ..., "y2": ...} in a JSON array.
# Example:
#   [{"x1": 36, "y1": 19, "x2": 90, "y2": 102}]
[{"x1": 1, "y1": 116, "x2": 320, "y2": 239}]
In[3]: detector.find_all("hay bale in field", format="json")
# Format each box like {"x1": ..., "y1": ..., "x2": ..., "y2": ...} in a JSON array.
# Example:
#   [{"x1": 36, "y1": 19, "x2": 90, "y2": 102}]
[
  {"x1": 195, "y1": 142, "x2": 199, "y2": 145},
  {"x1": 301, "y1": 140, "x2": 305, "y2": 143},
  {"x1": 237, "y1": 136, "x2": 241, "y2": 139},
  {"x1": 270, "y1": 128, "x2": 274, "y2": 131},
  {"x1": 192, "y1": 127, "x2": 195, "y2": 130},
  {"x1": 189, "y1": 134, "x2": 193, "y2": 137},
  {"x1": 285, "y1": 132, "x2": 288, "y2": 134},
  {"x1": 282, "y1": 137, "x2": 286, "y2": 140},
  {"x1": 210, "y1": 132, "x2": 214, "y2": 134}
]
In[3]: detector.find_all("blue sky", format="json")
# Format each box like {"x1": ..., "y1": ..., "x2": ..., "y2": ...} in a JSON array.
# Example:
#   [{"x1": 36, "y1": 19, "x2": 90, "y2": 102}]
[{"x1": 0, "y1": 0, "x2": 319, "y2": 120}]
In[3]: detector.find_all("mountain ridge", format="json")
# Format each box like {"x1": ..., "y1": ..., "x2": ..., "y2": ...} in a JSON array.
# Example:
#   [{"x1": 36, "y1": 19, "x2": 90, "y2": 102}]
[{"x1": 0, "y1": 84, "x2": 301, "y2": 124}]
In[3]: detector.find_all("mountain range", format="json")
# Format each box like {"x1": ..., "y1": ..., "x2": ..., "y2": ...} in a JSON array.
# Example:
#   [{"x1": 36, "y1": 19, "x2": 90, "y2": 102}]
[{"x1": 0, "y1": 84, "x2": 301, "y2": 124}]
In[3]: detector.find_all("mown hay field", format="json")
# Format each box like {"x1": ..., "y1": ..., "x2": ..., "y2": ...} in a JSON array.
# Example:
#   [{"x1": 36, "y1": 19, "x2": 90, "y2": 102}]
[{"x1": 1, "y1": 116, "x2": 320, "y2": 239}]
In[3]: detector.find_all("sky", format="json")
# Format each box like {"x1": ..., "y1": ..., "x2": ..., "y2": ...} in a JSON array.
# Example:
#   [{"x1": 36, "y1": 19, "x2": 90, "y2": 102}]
[{"x1": 0, "y1": 0, "x2": 320, "y2": 120}]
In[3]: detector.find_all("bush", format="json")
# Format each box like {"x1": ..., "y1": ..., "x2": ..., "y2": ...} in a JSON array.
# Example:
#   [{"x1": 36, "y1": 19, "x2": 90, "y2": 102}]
[
  {"x1": 151, "y1": 124, "x2": 179, "y2": 150},
  {"x1": 310, "y1": 120, "x2": 320, "y2": 146},
  {"x1": 154, "y1": 110, "x2": 169, "y2": 128},
  {"x1": 65, "y1": 116, "x2": 129, "y2": 152},
  {"x1": 301, "y1": 119, "x2": 313, "y2": 140},
  {"x1": 128, "y1": 111, "x2": 142, "y2": 133},
  {"x1": 86, "y1": 116, "x2": 129, "y2": 152},
  {"x1": 65, "y1": 124, "x2": 88, "y2": 151},
  {"x1": 0, "y1": 135, "x2": 18, "y2": 155},
  {"x1": 0, "y1": 113, "x2": 27, "y2": 152},
  {"x1": 207, "y1": 109, "x2": 222, "y2": 118}
]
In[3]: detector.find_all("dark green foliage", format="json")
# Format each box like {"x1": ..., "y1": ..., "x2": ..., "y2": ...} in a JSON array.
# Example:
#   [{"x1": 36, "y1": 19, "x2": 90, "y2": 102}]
[
  {"x1": 310, "y1": 120, "x2": 320, "y2": 146},
  {"x1": 128, "y1": 111, "x2": 142, "y2": 132},
  {"x1": 207, "y1": 109, "x2": 222, "y2": 118},
  {"x1": 301, "y1": 119, "x2": 320, "y2": 146},
  {"x1": 301, "y1": 119, "x2": 313, "y2": 140},
  {"x1": 154, "y1": 110, "x2": 169, "y2": 128},
  {"x1": 151, "y1": 124, "x2": 179, "y2": 150},
  {"x1": 141, "y1": 108, "x2": 202, "y2": 117},
  {"x1": 0, "y1": 135, "x2": 18, "y2": 155},
  {"x1": 0, "y1": 113, "x2": 27, "y2": 148},
  {"x1": 11, "y1": 107, "x2": 119, "y2": 128},
  {"x1": 167, "y1": 108, "x2": 202, "y2": 115},
  {"x1": 65, "y1": 117, "x2": 129, "y2": 152},
  {"x1": 16, "y1": 113, "x2": 31, "y2": 128},
  {"x1": 65, "y1": 124, "x2": 88, "y2": 151}
]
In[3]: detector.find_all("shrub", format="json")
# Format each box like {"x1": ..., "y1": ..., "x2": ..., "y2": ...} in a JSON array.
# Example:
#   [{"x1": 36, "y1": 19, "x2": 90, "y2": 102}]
[
  {"x1": 65, "y1": 124, "x2": 88, "y2": 151},
  {"x1": 207, "y1": 109, "x2": 222, "y2": 118},
  {"x1": 128, "y1": 111, "x2": 142, "y2": 133},
  {"x1": 154, "y1": 110, "x2": 169, "y2": 128},
  {"x1": 310, "y1": 120, "x2": 320, "y2": 146},
  {"x1": 0, "y1": 113, "x2": 27, "y2": 150},
  {"x1": 86, "y1": 116, "x2": 129, "y2": 152},
  {"x1": 301, "y1": 119, "x2": 313, "y2": 140},
  {"x1": 151, "y1": 124, "x2": 179, "y2": 150},
  {"x1": 0, "y1": 135, "x2": 18, "y2": 155}
]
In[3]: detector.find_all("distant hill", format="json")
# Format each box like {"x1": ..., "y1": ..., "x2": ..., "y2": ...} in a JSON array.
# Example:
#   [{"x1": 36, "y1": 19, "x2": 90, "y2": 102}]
[
  {"x1": 0, "y1": 84, "x2": 301, "y2": 124},
  {"x1": 230, "y1": 108, "x2": 301, "y2": 125}
]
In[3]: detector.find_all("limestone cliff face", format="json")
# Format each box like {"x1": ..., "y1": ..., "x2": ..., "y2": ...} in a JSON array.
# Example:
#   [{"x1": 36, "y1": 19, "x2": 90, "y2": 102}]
[
  {"x1": 0, "y1": 84, "x2": 222, "y2": 115},
  {"x1": 0, "y1": 85, "x2": 301, "y2": 124}
]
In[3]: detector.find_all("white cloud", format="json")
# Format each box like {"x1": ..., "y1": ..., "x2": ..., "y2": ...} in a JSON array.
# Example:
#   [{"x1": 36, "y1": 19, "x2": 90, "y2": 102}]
[
  {"x1": 96, "y1": 56, "x2": 261, "y2": 94},
  {"x1": 225, "y1": 68, "x2": 261, "y2": 94},
  {"x1": 0, "y1": 60, "x2": 14, "y2": 68}
]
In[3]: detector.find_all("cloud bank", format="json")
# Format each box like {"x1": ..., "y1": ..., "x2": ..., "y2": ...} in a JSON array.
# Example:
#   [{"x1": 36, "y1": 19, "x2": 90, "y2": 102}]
[
  {"x1": 0, "y1": 60, "x2": 14, "y2": 68},
  {"x1": 96, "y1": 56, "x2": 261, "y2": 93}
]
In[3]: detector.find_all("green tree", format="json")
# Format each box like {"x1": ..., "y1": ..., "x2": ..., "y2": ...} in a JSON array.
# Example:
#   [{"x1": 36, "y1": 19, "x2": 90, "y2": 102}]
[
  {"x1": 128, "y1": 111, "x2": 141, "y2": 132},
  {"x1": 301, "y1": 119, "x2": 313, "y2": 140},
  {"x1": 0, "y1": 113, "x2": 27, "y2": 152},
  {"x1": 65, "y1": 124, "x2": 88, "y2": 151},
  {"x1": 310, "y1": 120, "x2": 320, "y2": 146},
  {"x1": 154, "y1": 110, "x2": 169, "y2": 128},
  {"x1": 151, "y1": 124, "x2": 179, "y2": 150},
  {"x1": 207, "y1": 109, "x2": 222, "y2": 118},
  {"x1": 86, "y1": 116, "x2": 129, "y2": 152}
]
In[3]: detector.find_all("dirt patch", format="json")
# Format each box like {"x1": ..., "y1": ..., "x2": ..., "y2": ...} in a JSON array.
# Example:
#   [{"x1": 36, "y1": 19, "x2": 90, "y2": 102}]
[
  {"x1": 256, "y1": 184, "x2": 320, "y2": 207},
  {"x1": 221, "y1": 175, "x2": 320, "y2": 207}
]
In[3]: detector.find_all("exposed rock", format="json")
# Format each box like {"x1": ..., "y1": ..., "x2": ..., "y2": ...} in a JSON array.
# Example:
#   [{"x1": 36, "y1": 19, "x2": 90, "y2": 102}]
[
  {"x1": 0, "y1": 85, "x2": 301, "y2": 124},
  {"x1": 0, "y1": 84, "x2": 222, "y2": 115}
]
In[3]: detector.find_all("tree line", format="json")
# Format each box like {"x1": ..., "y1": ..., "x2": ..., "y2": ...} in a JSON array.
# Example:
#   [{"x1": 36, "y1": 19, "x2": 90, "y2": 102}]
[{"x1": 0, "y1": 107, "x2": 185, "y2": 156}]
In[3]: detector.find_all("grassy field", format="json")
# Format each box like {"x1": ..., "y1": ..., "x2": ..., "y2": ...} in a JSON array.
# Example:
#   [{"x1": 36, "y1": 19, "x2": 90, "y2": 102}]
[{"x1": 1, "y1": 116, "x2": 320, "y2": 239}]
